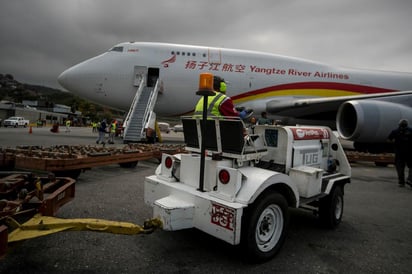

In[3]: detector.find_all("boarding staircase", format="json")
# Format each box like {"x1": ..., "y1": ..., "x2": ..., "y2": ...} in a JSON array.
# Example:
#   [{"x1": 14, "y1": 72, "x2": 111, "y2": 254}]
[{"x1": 123, "y1": 76, "x2": 160, "y2": 143}]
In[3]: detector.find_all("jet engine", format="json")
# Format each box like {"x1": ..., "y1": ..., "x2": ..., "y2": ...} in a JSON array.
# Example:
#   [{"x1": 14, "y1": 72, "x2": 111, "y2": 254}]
[{"x1": 337, "y1": 99, "x2": 412, "y2": 152}]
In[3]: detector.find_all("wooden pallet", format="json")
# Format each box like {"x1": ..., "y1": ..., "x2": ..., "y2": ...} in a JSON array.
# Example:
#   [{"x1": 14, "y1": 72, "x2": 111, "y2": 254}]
[
  {"x1": 345, "y1": 151, "x2": 394, "y2": 164},
  {"x1": 14, "y1": 151, "x2": 154, "y2": 171}
]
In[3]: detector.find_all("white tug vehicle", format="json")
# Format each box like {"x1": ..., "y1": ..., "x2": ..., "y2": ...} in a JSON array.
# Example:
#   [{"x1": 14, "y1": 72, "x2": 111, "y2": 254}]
[{"x1": 144, "y1": 74, "x2": 351, "y2": 262}]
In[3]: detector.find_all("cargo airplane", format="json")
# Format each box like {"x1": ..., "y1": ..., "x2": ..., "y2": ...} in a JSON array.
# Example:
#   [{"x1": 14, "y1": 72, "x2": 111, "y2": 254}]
[{"x1": 58, "y1": 42, "x2": 412, "y2": 152}]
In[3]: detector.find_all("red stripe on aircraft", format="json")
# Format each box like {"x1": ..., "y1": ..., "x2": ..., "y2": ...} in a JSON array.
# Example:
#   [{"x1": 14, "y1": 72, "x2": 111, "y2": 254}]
[{"x1": 231, "y1": 82, "x2": 396, "y2": 100}]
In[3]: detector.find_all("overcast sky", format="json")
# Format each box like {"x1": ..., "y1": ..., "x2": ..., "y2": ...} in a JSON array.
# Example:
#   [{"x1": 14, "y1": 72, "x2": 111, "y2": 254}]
[{"x1": 0, "y1": 0, "x2": 411, "y2": 89}]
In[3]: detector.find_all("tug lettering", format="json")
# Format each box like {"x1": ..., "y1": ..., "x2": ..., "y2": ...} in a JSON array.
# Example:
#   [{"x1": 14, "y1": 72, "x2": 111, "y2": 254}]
[
  {"x1": 211, "y1": 203, "x2": 235, "y2": 231},
  {"x1": 300, "y1": 149, "x2": 319, "y2": 165}
]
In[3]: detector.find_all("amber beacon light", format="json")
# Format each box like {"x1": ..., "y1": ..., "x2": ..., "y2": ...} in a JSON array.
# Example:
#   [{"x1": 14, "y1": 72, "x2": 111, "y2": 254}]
[
  {"x1": 196, "y1": 72, "x2": 215, "y2": 96},
  {"x1": 195, "y1": 72, "x2": 215, "y2": 192}
]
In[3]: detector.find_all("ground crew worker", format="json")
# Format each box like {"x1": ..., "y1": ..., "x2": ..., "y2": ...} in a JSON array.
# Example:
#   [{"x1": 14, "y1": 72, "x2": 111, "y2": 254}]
[
  {"x1": 257, "y1": 111, "x2": 272, "y2": 125},
  {"x1": 194, "y1": 76, "x2": 239, "y2": 117},
  {"x1": 96, "y1": 119, "x2": 107, "y2": 145},
  {"x1": 92, "y1": 121, "x2": 98, "y2": 133},
  {"x1": 108, "y1": 120, "x2": 116, "y2": 144},
  {"x1": 65, "y1": 119, "x2": 71, "y2": 133},
  {"x1": 247, "y1": 116, "x2": 257, "y2": 134},
  {"x1": 388, "y1": 119, "x2": 412, "y2": 187}
]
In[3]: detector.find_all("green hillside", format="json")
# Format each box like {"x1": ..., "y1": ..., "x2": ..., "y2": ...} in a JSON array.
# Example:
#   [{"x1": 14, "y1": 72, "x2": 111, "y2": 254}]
[{"x1": 0, "y1": 73, "x2": 124, "y2": 120}]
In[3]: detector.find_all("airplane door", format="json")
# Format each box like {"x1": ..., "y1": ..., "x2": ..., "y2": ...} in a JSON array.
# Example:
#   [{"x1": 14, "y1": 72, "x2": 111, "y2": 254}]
[
  {"x1": 133, "y1": 66, "x2": 147, "y2": 87},
  {"x1": 147, "y1": 67, "x2": 159, "y2": 87},
  {"x1": 208, "y1": 48, "x2": 221, "y2": 64}
]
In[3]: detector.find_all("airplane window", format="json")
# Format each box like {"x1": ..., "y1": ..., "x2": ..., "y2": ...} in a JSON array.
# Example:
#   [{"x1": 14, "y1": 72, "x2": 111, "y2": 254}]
[
  {"x1": 171, "y1": 51, "x2": 196, "y2": 56},
  {"x1": 109, "y1": 46, "x2": 124, "y2": 52}
]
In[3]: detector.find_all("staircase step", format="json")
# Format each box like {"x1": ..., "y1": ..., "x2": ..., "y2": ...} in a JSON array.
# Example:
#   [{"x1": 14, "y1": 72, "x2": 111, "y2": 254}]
[{"x1": 124, "y1": 85, "x2": 158, "y2": 142}]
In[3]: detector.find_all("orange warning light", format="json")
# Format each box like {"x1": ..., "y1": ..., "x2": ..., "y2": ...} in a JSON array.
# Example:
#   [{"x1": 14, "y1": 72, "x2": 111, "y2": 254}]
[
  {"x1": 196, "y1": 73, "x2": 215, "y2": 96},
  {"x1": 199, "y1": 72, "x2": 213, "y2": 90}
]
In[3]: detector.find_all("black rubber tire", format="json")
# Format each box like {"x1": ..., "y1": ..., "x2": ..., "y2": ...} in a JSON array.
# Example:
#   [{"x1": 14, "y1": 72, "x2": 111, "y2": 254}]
[
  {"x1": 241, "y1": 192, "x2": 289, "y2": 263},
  {"x1": 319, "y1": 185, "x2": 344, "y2": 228}
]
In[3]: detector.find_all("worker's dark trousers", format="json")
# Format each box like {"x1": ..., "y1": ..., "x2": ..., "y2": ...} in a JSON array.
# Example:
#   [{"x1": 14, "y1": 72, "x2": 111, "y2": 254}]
[{"x1": 394, "y1": 155, "x2": 412, "y2": 184}]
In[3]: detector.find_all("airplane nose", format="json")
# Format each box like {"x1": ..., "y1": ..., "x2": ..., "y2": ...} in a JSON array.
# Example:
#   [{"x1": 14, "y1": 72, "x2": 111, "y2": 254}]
[
  {"x1": 58, "y1": 58, "x2": 102, "y2": 97},
  {"x1": 57, "y1": 69, "x2": 70, "y2": 90},
  {"x1": 58, "y1": 53, "x2": 114, "y2": 97},
  {"x1": 57, "y1": 53, "x2": 128, "y2": 110},
  {"x1": 58, "y1": 65, "x2": 85, "y2": 93}
]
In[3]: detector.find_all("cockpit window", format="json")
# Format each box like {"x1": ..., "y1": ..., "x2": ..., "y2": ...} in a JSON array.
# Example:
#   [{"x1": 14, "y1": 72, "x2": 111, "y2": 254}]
[{"x1": 109, "y1": 46, "x2": 124, "y2": 52}]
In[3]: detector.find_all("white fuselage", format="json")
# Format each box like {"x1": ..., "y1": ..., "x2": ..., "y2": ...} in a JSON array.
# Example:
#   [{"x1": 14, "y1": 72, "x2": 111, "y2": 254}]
[{"x1": 58, "y1": 42, "x2": 412, "y2": 117}]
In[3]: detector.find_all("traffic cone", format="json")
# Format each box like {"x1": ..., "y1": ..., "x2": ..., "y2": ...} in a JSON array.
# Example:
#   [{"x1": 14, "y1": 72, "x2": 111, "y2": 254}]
[{"x1": 29, "y1": 126, "x2": 32, "y2": 134}]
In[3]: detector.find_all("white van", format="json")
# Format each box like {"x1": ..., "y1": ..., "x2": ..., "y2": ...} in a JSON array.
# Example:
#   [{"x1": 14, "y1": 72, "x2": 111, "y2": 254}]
[{"x1": 157, "y1": 122, "x2": 170, "y2": 133}]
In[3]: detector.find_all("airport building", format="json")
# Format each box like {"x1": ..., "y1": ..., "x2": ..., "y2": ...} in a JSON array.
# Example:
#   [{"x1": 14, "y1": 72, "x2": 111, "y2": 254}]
[{"x1": 0, "y1": 100, "x2": 81, "y2": 127}]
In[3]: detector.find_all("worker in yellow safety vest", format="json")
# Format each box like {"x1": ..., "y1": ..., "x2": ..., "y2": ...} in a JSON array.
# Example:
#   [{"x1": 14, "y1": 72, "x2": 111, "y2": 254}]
[
  {"x1": 92, "y1": 121, "x2": 98, "y2": 133},
  {"x1": 65, "y1": 119, "x2": 71, "y2": 133},
  {"x1": 108, "y1": 120, "x2": 116, "y2": 144},
  {"x1": 193, "y1": 76, "x2": 239, "y2": 118}
]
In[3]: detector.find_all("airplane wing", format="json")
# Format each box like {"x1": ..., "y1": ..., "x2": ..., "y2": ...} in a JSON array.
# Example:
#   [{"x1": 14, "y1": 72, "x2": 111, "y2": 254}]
[
  {"x1": 261, "y1": 90, "x2": 412, "y2": 153},
  {"x1": 265, "y1": 90, "x2": 412, "y2": 120}
]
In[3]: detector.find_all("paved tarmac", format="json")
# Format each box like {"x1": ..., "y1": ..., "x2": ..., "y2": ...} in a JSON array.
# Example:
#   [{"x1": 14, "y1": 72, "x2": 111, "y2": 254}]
[{"x1": 0, "y1": 126, "x2": 411, "y2": 273}]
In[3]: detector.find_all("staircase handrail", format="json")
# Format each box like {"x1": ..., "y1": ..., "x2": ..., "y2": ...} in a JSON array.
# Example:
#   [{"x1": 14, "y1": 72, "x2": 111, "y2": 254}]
[
  {"x1": 142, "y1": 79, "x2": 160, "y2": 130},
  {"x1": 122, "y1": 77, "x2": 145, "y2": 136}
]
